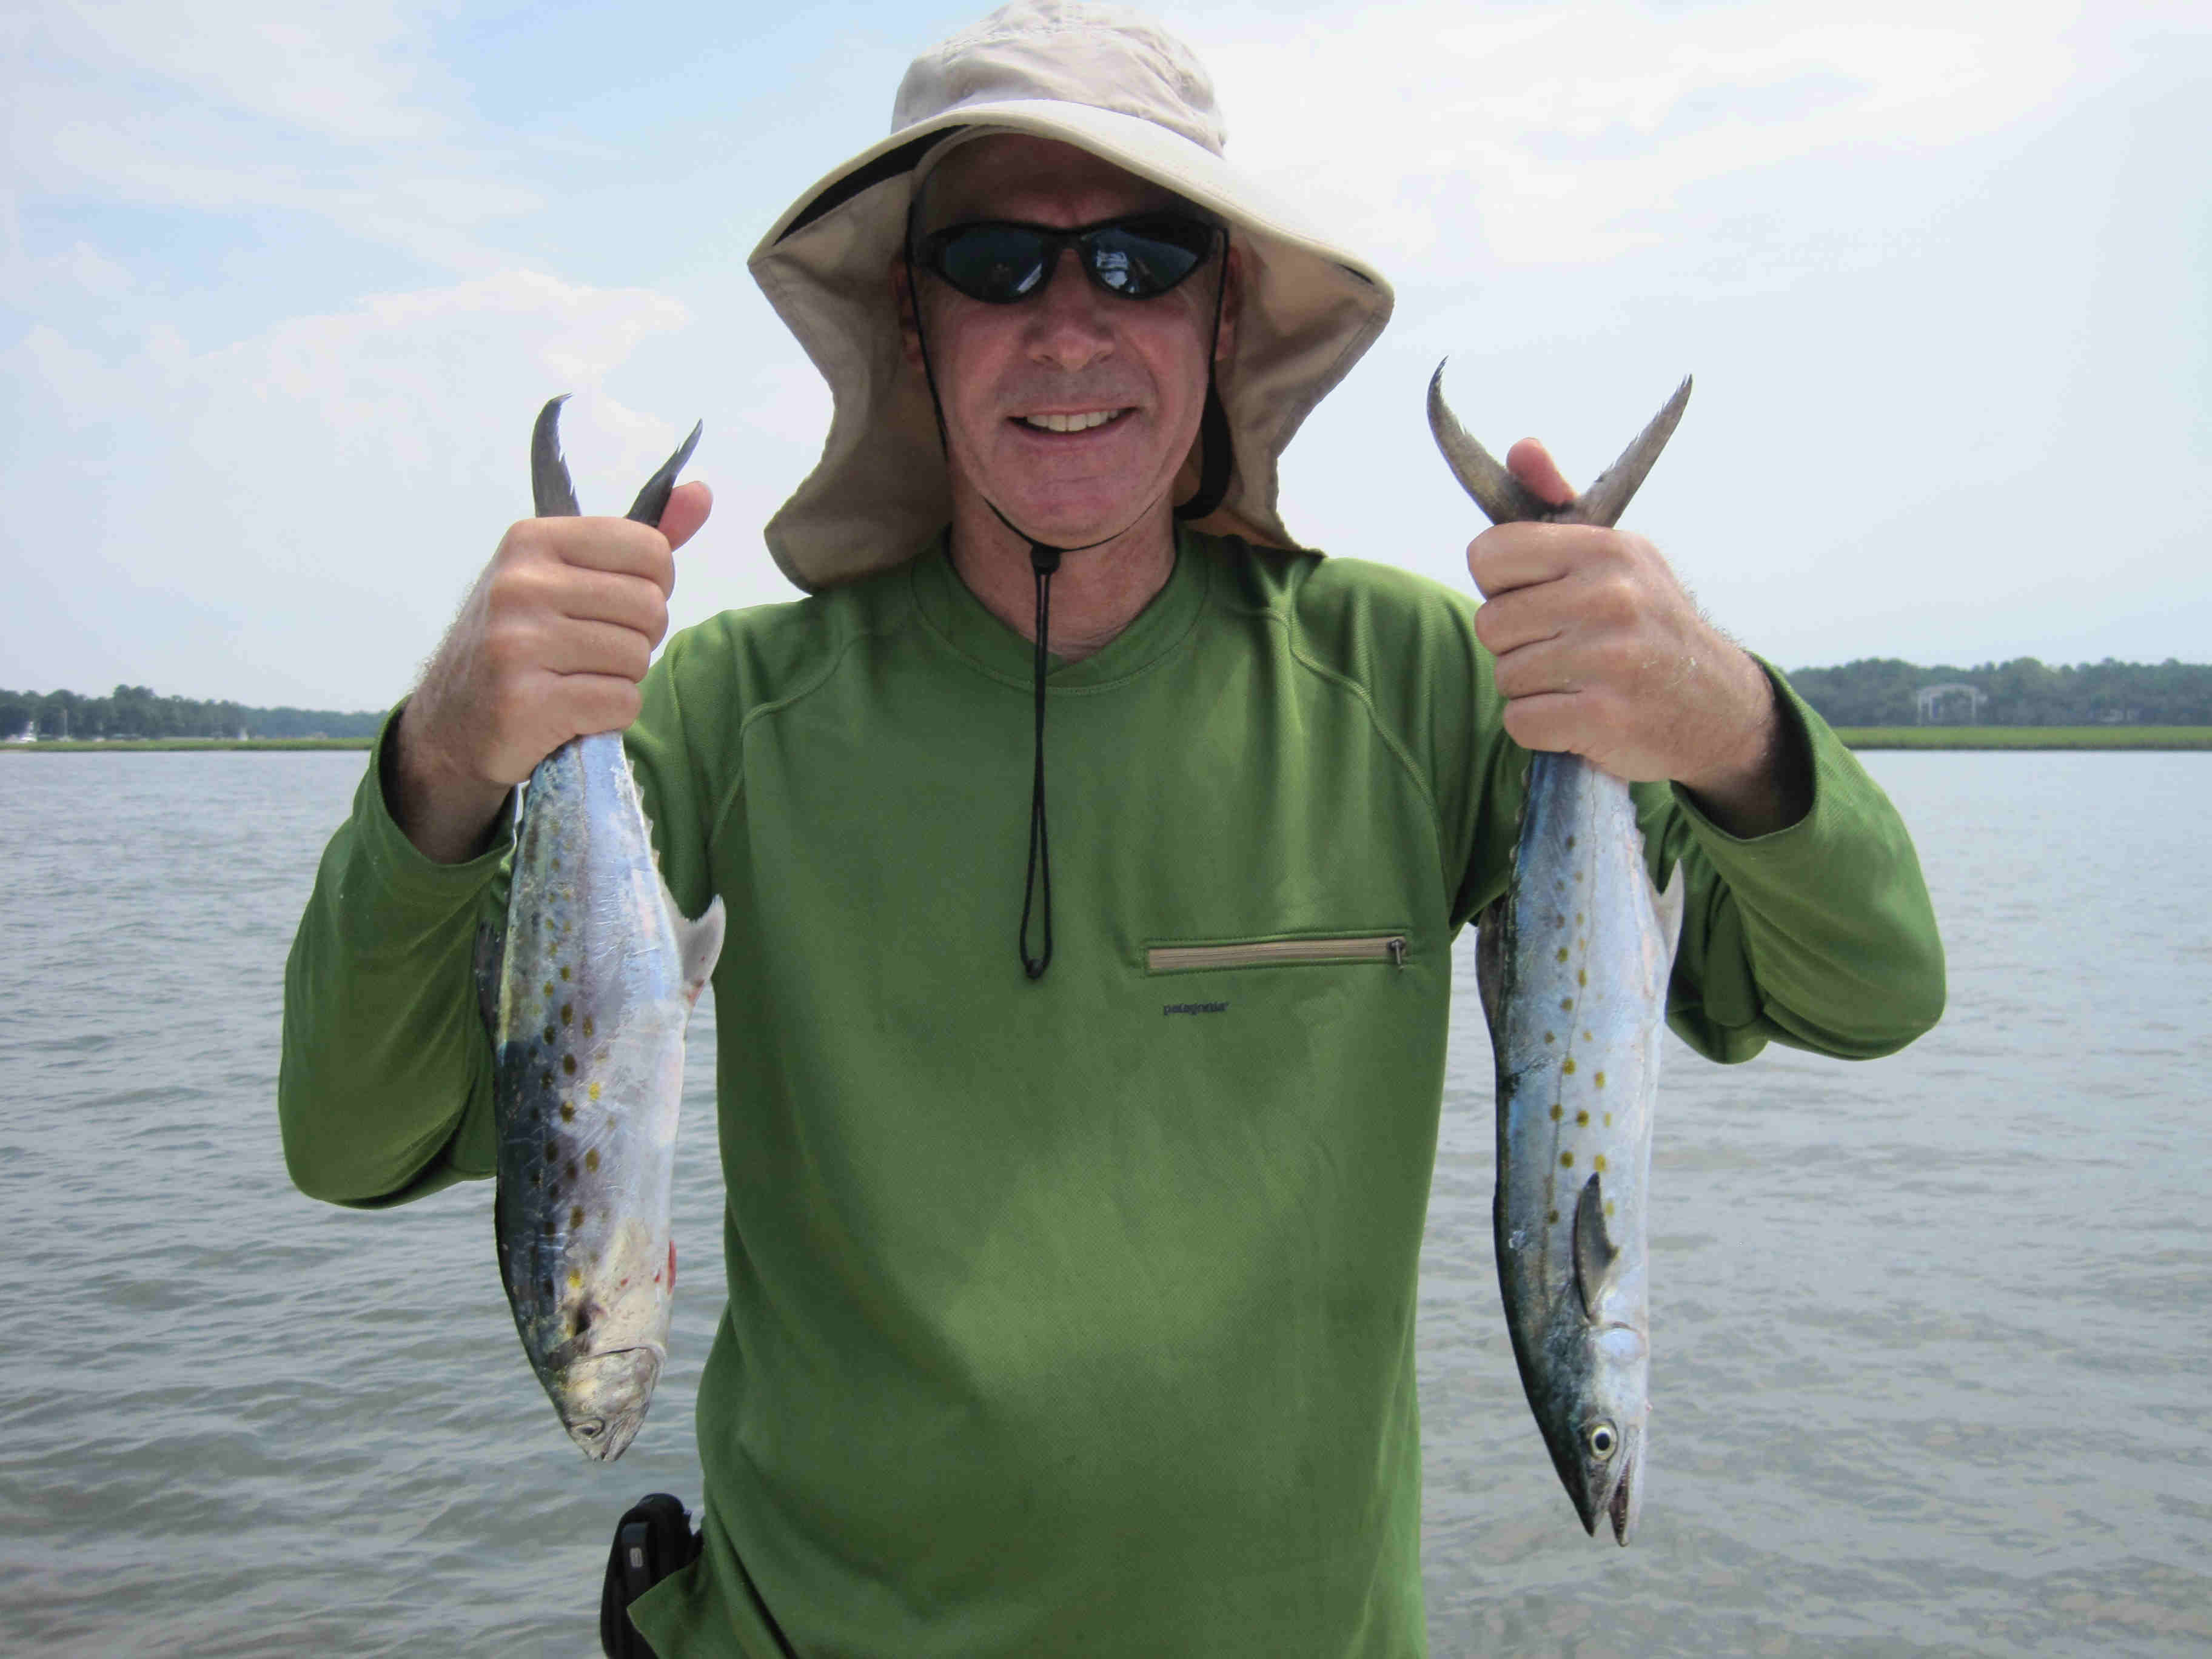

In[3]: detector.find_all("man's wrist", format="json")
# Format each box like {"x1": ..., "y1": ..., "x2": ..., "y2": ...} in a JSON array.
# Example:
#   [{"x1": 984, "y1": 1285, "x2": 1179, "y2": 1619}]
[
  {"x1": 386, "y1": 700, "x2": 511, "y2": 865},
  {"x1": 1676, "y1": 656, "x2": 1812, "y2": 839}
]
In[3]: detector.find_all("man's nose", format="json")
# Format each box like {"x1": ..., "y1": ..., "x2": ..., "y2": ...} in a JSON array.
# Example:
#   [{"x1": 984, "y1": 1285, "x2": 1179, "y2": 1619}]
[{"x1": 1025, "y1": 247, "x2": 1114, "y2": 372}]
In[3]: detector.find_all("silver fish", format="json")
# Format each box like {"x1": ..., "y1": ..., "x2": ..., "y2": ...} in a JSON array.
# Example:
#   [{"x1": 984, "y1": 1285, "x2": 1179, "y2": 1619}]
[
  {"x1": 478, "y1": 397, "x2": 724, "y2": 1461},
  {"x1": 1428, "y1": 362, "x2": 1689, "y2": 1543}
]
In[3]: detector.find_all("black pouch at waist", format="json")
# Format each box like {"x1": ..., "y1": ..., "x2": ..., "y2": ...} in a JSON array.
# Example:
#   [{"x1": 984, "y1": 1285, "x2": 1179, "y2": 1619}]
[{"x1": 600, "y1": 1492, "x2": 702, "y2": 1658}]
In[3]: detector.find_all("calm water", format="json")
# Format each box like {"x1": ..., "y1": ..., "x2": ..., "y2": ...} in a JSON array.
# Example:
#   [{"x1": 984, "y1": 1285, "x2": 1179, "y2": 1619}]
[{"x1": 1, "y1": 750, "x2": 2206, "y2": 1657}]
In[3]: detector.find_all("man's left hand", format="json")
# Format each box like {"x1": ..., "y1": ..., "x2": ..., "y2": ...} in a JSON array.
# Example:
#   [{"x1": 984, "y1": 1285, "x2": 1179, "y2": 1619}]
[{"x1": 1466, "y1": 437, "x2": 1810, "y2": 839}]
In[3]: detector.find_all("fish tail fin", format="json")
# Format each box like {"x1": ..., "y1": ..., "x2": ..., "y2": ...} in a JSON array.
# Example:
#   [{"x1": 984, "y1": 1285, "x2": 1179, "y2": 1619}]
[
  {"x1": 1427, "y1": 359, "x2": 1552, "y2": 526},
  {"x1": 626, "y1": 421, "x2": 704, "y2": 529},
  {"x1": 532, "y1": 395, "x2": 581, "y2": 518},
  {"x1": 1566, "y1": 378, "x2": 1693, "y2": 528}
]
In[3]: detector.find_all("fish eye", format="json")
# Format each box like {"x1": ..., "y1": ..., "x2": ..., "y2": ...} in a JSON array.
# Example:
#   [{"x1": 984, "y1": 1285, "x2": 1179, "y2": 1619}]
[{"x1": 1586, "y1": 1421, "x2": 1618, "y2": 1461}]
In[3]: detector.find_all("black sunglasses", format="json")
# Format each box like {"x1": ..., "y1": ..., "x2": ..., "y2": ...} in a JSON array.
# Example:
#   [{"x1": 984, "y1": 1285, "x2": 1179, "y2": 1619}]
[{"x1": 911, "y1": 213, "x2": 1221, "y2": 305}]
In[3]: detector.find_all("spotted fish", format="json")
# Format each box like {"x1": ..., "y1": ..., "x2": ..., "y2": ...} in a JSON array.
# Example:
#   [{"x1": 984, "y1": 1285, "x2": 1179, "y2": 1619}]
[
  {"x1": 1428, "y1": 363, "x2": 1689, "y2": 1543},
  {"x1": 477, "y1": 397, "x2": 723, "y2": 1460}
]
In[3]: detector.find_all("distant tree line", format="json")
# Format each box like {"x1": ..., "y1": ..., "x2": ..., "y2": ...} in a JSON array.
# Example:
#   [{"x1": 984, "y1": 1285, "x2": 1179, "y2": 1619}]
[
  {"x1": 0, "y1": 685, "x2": 383, "y2": 741},
  {"x1": 1786, "y1": 658, "x2": 2212, "y2": 727}
]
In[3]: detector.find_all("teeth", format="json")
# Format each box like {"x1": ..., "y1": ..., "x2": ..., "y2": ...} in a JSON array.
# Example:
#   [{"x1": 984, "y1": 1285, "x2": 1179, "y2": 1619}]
[{"x1": 1021, "y1": 409, "x2": 1122, "y2": 433}]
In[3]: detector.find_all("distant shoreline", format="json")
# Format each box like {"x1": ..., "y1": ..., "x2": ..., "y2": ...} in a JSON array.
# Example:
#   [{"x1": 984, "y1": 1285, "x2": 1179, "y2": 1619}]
[
  {"x1": 0, "y1": 738, "x2": 376, "y2": 752},
  {"x1": 1831, "y1": 726, "x2": 2212, "y2": 750},
  {"x1": 5, "y1": 728, "x2": 2210, "y2": 755}
]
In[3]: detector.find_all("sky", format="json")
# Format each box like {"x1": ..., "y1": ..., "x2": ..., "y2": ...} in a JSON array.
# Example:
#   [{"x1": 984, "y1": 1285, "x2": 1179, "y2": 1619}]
[{"x1": 4, "y1": 0, "x2": 2208, "y2": 711}]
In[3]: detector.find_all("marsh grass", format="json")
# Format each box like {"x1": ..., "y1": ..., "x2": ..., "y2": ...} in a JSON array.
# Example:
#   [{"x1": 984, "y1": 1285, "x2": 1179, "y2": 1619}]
[{"x1": 1834, "y1": 726, "x2": 2212, "y2": 750}]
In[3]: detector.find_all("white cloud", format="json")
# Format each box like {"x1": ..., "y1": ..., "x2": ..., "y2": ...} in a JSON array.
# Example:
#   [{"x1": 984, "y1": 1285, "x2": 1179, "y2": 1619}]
[
  {"x1": 2, "y1": 269, "x2": 817, "y2": 706},
  {"x1": 59, "y1": 0, "x2": 451, "y2": 144},
  {"x1": 1197, "y1": 0, "x2": 2085, "y2": 269}
]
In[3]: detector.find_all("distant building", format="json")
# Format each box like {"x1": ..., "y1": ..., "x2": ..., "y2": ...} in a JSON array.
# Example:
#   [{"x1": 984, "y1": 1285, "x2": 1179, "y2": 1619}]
[{"x1": 1914, "y1": 683, "x2": 1988, "y2": 725}]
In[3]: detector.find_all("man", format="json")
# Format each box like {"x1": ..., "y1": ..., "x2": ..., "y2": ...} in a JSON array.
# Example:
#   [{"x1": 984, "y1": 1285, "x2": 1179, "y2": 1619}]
[{"x1": 280, "y1": 5, "x2": 1944, "y2": 1655}]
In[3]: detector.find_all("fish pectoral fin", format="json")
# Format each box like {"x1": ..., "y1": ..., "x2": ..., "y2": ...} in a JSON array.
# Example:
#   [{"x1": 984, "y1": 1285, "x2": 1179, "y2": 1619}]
[
  {"x1": 473, "y1": 913, "x2": 506, "y2": 1038},
  {"x1": 1572, "y1": 1173, "x2": 1621, "y2": 1321},
  {"x1": 1651, "y1": 860, "x2": 1686, "y2": 967},
  {"x1": 531, "y1": 395, "x2": 582, "y2": 518},
  {"x1": 665, "y1": 885, "x2": 726, "y2": 1008}
]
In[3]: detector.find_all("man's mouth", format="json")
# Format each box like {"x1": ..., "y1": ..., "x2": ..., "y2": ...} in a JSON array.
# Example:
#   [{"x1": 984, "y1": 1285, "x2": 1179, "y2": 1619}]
[{"x1": 1015, "y1": 408, "x2": 1130, "y2": 434}]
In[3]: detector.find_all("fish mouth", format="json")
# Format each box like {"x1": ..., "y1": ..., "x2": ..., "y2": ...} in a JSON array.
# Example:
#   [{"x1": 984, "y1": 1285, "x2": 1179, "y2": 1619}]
[
  {"x1": 1606, "y1": 1450, "x2": 1638, "y2": 1546},
  {"x1": 557, "y1": 1346, "x2": 663, "y2": 1462}
]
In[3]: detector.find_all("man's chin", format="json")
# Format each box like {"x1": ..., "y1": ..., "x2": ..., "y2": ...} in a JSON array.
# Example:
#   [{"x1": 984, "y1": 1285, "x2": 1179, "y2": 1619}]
[{"x1": 977, "y1": 468, "x2": 1179, "y2": 549}]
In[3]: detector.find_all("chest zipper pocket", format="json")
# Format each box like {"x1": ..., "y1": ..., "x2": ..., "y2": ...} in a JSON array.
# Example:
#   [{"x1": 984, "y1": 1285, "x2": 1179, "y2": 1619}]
[{"x1": 1146, "y1": 935, "x2": 1410, "y2": 974}]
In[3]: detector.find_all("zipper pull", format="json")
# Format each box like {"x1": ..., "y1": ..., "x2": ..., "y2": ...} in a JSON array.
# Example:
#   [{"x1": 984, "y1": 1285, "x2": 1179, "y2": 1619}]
[{"x1": 1388, "y1": 937, "x2": 1408, "y2": 968}]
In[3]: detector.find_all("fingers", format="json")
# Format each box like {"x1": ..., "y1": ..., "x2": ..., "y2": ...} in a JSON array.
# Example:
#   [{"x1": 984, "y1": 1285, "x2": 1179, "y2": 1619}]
[
  {"x1": 521, "y1": 515, "x2": 677, "y2": 594},
  {"x1": 1495, "y1": 689, "x2": 1587, "y2": 757},
  {"x1": 555, "y1": 567, "x2": 669, "y2": 643},
  {"x1": 1506, "y1": 437, "x2": 1576, "y2": 507},
  {"x1": 549, "y1": 672, "x2": 646, "y2": 739},
  {"x1": 1468, "y1": 519, "x2": 1641, "y2": 603},
  {"x1": 536, "y1": 617, "x2": 657, "y2": 683},
  {"x1": 660, "y1": 479, "x2": 712, "y2": 553}
]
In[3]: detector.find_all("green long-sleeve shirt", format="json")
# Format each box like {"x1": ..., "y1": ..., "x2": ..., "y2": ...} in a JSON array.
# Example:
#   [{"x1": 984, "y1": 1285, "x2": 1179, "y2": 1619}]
[{"x1": 280, "y1": 529, "x2": 1942, "y2": 1657}]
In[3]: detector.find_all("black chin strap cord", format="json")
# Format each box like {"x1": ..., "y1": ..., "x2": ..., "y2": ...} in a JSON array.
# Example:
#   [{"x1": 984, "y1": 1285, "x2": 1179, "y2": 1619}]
[
  {"x1": 904, "y1": 216, "x2": 1235, "y2": 981},
  {"x1": 1018, "y1": 541, "x2": 1060, "y2": 979}
]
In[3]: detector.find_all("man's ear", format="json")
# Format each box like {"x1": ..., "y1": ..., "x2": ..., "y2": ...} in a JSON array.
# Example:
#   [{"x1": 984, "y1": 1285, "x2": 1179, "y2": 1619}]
[
  {"x1": 891, "y1": 258, "x2": 925, "y2": 374},
  {"x1": 1214, "y1": 240, "x2": 1243, "y2": 365}
]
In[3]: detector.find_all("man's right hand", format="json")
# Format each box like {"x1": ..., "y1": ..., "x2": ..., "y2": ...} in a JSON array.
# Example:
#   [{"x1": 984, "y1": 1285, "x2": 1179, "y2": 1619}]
[{"x1": 389, "y1": 480, "x2": 713, "y2": 864}]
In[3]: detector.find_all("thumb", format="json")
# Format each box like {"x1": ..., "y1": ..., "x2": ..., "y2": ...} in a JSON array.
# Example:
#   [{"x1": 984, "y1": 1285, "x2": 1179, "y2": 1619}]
[
  {"x1": 1506, "y1": 438, "x2": 1576, "y2": 509},
  {"x1": 659, "y1": 479, "x2": 712, "y2": 551}
]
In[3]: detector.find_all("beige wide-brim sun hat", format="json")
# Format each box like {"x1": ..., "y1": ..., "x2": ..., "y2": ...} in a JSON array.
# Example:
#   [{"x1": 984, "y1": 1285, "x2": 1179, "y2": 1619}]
[{"x1": 748, "y1": 0, "x2": 1395, "y2": 592}]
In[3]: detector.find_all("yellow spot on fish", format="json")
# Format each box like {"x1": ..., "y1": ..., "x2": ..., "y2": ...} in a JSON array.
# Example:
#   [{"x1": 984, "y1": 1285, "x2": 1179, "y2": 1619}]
[
  {"x1": 543, "y1": 1142, "x2": 556, "y2": 1164},
  {"x1": 1594, "y1": 1071, "x2": 1607, "y2": 1088},
  {"x1": 565, "y1": 1162, "x2": 578, "y2": 1182},
  {"x1": 1575, "y1": 1110, "x2": 1589, "y2": 1126},
  {"x1": 542, "y1": 980, "x2": 554, "y2": 998},
  {"x1": 559, "y1": 1101, "x2": 574, "y2": 1122},
  {"x1": 1566, "y1": 835, "x2": 1577, "y2": 849},
  {"x1": 542, "y1": 1025, "x2": 555, "y2": 1045},
  {"x1": 588, "y1": 1081, "x2": 602, "y2": 1102},
  {"x1": 1605, "y1": 1200, "x2": 1615, "y2": 1218},
  {"x1": 1603, "y1": 1112, "x2": 1613, "y2": 1127},
  {"x1": 1583, "y1": 1030, "x2": 1594, "y2": 1042},
  {"x1": 1560, "y1": 1151, "x2": 1574, "y2": 1168},
  {"x1": 1563, "y1": 1058, "x2": 1577, "y2": 1074},
  {"x1": 561, "y1": 1003, "x2": 572, "y2": 1025},
  {"x1": 1544, "y1": 1030, "x2": 1556, "y2": 1045},
  {"x1": 1557, "y1": 947, "x2": 1570, "y2": 964},
  {"x1": 584, "y1": 1149, "x2": 599, "y2": 1172},
  {"x1": 1576, "y1": 912, "x2": 1584, "y2": 926},
  {"x1": 560, "y1": 965, "x2": 571, "y2": 982},
  {"x1": 1547, "y1": 1208, "x2": 1559, "y2": 1224},
  {"x1": 583, "y1": 1016, "x2": 595, "y2": 1039},
  {"x1": 562, "y1": 1054, "x2": 577, "y2": 1075},
  {"x1": 1578, "y1": 968, "x2": 1587, "y2": 987},
  {"x1": 1549, "y1": 1103, "x2": 1563, "y2": 1121},
  {"x1": 569, "y1": 1205, "x2": 584, "y2": 1230},
  {"x1": 568, "y1": 1270, "x2": 581, "y2": 1289},
  {"x1": 539, "y1": 1071, "x2": 552, "y2": 1090},
  {"x1": 1594, "y1": 1154, "x2": 1607, "y2": 1173},
  {"x1": 1560, "y1": 997, "x2": 1573, "y2": 1011}
]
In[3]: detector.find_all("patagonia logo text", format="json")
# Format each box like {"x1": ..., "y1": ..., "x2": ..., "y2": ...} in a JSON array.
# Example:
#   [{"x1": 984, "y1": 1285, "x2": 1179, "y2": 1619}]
[{"x1": 1163, "y1": 1000, "x2": 1229, "y2": 1017}]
